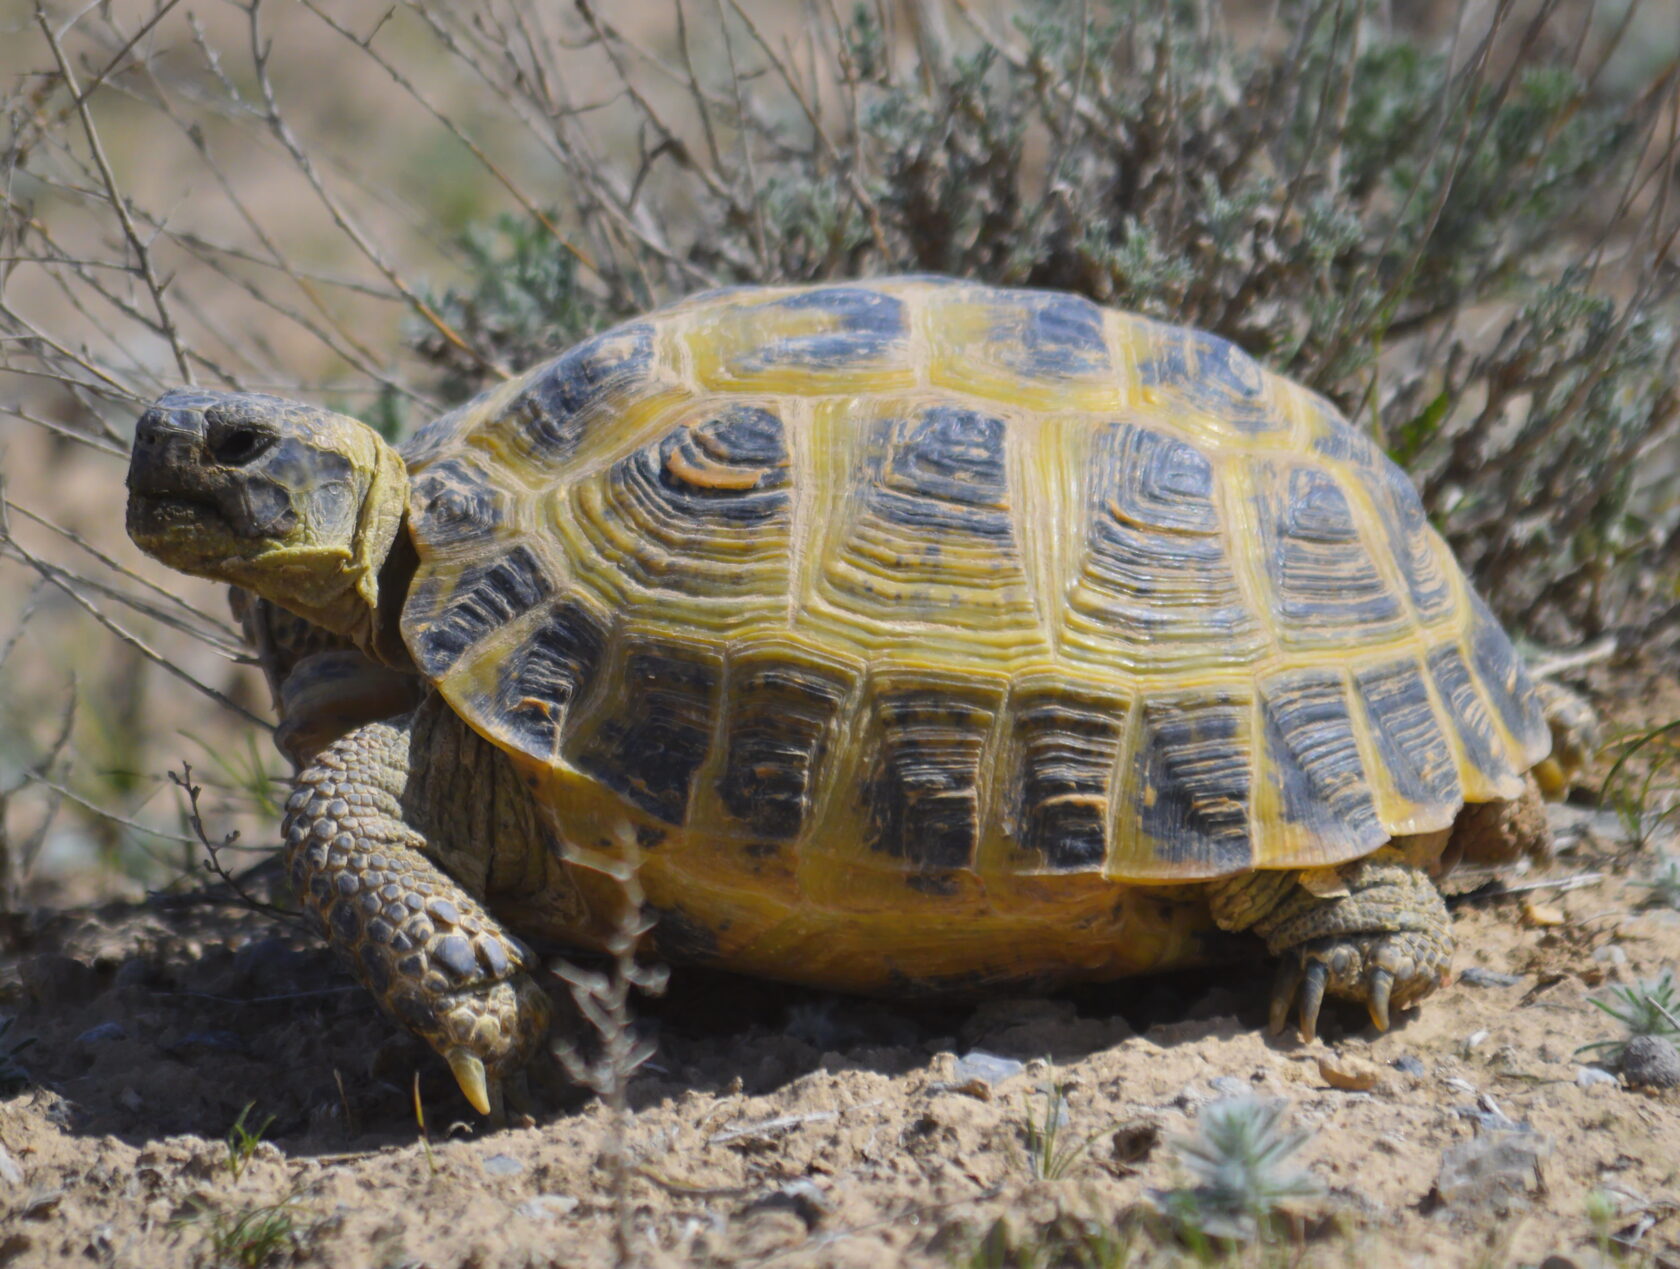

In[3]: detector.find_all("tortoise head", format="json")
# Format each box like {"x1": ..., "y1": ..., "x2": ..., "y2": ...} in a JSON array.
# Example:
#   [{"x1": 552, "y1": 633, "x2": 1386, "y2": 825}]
[{"x1": 127, "y1": 389, "x2": 409, "y2": 662}]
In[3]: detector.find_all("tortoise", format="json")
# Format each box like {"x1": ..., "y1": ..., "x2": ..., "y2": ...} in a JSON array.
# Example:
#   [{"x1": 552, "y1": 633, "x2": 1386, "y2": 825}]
[{"x1": 125, "y1": 277, "x2": 1564, "y2": 1118}]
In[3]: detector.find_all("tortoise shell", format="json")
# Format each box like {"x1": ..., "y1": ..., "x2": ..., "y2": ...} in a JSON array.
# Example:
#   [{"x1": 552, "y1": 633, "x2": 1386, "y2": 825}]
[{"x1": 396, "y1": 278, "x2": 1549, "y2": 990}]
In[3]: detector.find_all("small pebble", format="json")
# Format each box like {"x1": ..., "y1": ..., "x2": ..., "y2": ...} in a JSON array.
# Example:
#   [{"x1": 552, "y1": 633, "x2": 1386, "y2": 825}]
[
  {"x1": 1522, "y1": 901, "x2": 1566, "y2": 928},
  {"x1": 1620, "y1": 1036, "x2": 1680, "y2": 1090},
  {"x1": 75, "y1": 1022, "x2": 126, "y2": 1047},
  {"x1": 1393, "y1": 1055, "x2": 1427, "y2": 1076},
  {"x1": 1592, "y1": 944, "x2": 1628, "y2": 966},
  {"x1": 482, "y1": 1153, "x2": 524, "y2": 1176},
  {"x1": 1575, "y1": 1065, "x2": 1619, "y2": 1089},
  {"x1": 1209, "y1": 1076, "x2": 1249, "y2": 1096},
  {"x1": 516, "y1": 1194, "x2": 578, "y2": 1222},
  {"x1": 1458, "y1": 967, "x2": 1523, "y2": 988},
  {"x1": 1463, "y1": 1029, "x2": 1490, "y2": 1053},
  {"x1": 1317, "y1": 1053, "x2": 1380, "y2": 1091},
  {"x1": 1435, "y1": 1129, "x2": 1550, "y2": 1208},
  {"x1": 952, "y1": 1050, "x2": 1024, "y2": 1086}
]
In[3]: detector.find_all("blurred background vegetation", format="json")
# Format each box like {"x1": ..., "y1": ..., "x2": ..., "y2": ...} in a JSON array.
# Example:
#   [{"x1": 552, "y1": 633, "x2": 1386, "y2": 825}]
[{"x1": 0, "y1": 0, "x2": 1676, "y2": 906}]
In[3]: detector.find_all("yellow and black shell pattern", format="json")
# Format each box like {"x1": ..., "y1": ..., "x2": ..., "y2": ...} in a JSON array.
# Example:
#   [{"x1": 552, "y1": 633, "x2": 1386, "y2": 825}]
[{"x1": 397, "y1": 278, "x2": 1550, "y2": 991}]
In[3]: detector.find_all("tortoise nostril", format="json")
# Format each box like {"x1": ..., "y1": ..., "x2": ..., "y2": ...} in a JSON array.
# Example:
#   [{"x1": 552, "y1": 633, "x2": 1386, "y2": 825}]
[{"x1": 210, "y1": 426, "x2": 272, "y2": 466}]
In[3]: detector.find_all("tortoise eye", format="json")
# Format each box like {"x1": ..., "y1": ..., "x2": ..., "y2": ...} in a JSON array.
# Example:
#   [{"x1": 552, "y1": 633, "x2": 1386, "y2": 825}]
[{"x1": 211, "y1": 426, "x2": 272, "y2": 466}]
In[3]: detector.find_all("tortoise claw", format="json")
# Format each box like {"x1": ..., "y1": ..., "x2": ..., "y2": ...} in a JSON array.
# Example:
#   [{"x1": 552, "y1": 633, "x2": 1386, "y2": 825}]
[
  {"x1": 1367, "y1": 967, "x2": 1395, "y2": 1032},
  {"x1": 1268, "y1": 959, "x2": 1304, "y2": 1036},
  {"x1": 448, "y1": 1049, "x2": 493, "y2": 1116},
  {"x1": 1297, "y1": 960, "x2": 1329, "y2": 1041}
]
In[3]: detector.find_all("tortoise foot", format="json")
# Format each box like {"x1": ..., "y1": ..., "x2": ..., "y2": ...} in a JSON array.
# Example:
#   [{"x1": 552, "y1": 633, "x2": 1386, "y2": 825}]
[
  {"x1": 1268, "y1": 926, "x2": 1451, "y2": 1041},
  {"x1": 1212, "y1": 851, "x2": 1453, "y2": 1041},
  {"x1": 286, "y1": 717, "x2": 553, "y2": 1118}
]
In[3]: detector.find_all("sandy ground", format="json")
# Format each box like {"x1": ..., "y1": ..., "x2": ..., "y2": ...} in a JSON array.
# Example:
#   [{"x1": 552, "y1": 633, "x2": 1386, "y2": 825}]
[{"x1": 1, "y1": 679, "x2": 1678, "y2": 1269}]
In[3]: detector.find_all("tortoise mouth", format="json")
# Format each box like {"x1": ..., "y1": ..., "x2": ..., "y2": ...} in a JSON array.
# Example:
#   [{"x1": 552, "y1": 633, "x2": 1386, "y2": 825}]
[{"x1": 125, "y1": 490, "x2": 228, "y2": 548}]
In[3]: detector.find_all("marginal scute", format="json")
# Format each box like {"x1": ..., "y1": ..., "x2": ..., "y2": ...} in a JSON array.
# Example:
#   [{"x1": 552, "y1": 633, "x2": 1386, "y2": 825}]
[
  {"x1": 571, "y1": 640, "x2": 721, "y2": 823},
  {"x1": 1010, "y1": 682, "x2": 1128, "y2": 873},
  {"x1": 717, "y1": 649, "x2": 854, "y2": 841},
  {"x1": 1257, "y1": 668, "x2": 1384, "y2": 863},
  {"x1": 1426, "y1": 643, "x2": 1525, "y2": 799},
  {"x1": 1353, "y1": 658, "x2": 1463, "y2": 815},
  {"x1": 1465, "y1": 593, "x2": 1551, "y2": 762},
  {"x1": 489, "y1": 598, "x2": 609, "y2": 763},
  {"x1": 491, "y1": 323, "x2": 657, "y2": 470},
  {"x1": 407, "y1": 545, "x2": 552, "y2": 678},
  {"x1": 1122, "y1": 690, "x2": 1254, "y2": 877},
  {"x1": 862, "y1": 679, "x2": 1001, "y2": 874}
]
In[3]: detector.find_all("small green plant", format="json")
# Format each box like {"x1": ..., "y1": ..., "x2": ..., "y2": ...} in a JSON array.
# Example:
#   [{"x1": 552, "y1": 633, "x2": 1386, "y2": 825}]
[
  {"x1": 1603, "y1": 722, "x2": 1680, "y2": 854},
  {"x1": 224, "y1": 1102, "x2": 275, "y2": 1182},
  {"x1": 1578, "y1": 969, "x2": 1680, "y2": 1063},
  {"x1": 1022, "y1": 1077, "x2": 1100, "y2": 1182},
  {"x1": 413, "y1": 1073, "x2": 438, "y2": 1177},
  {"x1": 958, "y1": 1214, "x2": 1138, "y2": 1269},
  {"x1": 180, "y1": 1196, "x2": 307, "y2": 1269},
  {"x1": 1636, "y1": 856, "x2": 1680, "y2": 911},
  {"x1": 0, "y1": 1015, "x2": 36, "y2": 1095},
  {"x1": 1162, "y1": 1097, "x2": 1322, "y2": 1243}
]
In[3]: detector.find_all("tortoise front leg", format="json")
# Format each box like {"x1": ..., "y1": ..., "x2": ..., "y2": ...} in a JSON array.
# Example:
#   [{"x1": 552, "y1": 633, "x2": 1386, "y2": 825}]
[
  {"x1": 284, "y1": 716, "x2": 552, "y2": 1117},
  {"x1": 1207, "y1": 849, "x2": 1452, "y2": 1041}
]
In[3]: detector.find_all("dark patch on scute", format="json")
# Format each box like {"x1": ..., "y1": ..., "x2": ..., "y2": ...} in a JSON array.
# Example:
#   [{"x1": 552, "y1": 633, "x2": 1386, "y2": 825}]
[
  {"x1": 503, "y1": 323, "x2": 656, "y2": 464},
  {"x1": 1427, "y1": 644, "x2": 1513, "y2": 785},
  {"x1": 736, "y1": 287, "x2": 906, "y2": 372},
  {"x1": 1070, "y1": 423, "x2": 1263, "y2": 658},
  {"x1": 410, "y1": 457, "x2": 505, "y2": 550},
  {"x1": 718, "y1": 657, "x2": 851, "y2": 840},
  {"x1": 1371, "y1": 465, "x2": 1454, "y2": 620},
  {"x1": 626, "y1": 405, "x2": 789, "y2": 525},
  {"x1": 1465, "y1": 594, "x2": 1548, "y2": 753},
  {"x1": 1262, "y1": 463, "x2": 1404, "y2": 641},
  {"x1": 871, "y1": 407, "x2": 1011, "y2": 538},
  {"x1": 905, "y1": 872, "x2": 960, "y2": 897},
  {"x1": 1011, "y1": 292, "x2": 1109, "y2": 378},
  {"x1": 411, "y1": 546, "x2": 552, "y2": 677},
  {"x1": 1353, "y1": 660, "x2": 1462, "y2": 807},
  {"x1": 1139, "y1": 325, "x2": 1271, "y2": 429},
  {"x1": 864, "y1": 687, "x2": 996, "y2": 871},
  {"x1": 492, "y1": 599, "x2": 608, "y2": 761},
  {"x1": 649, "y1": 904, "x2": 722, "y2": 963},
  {"x1": 574, "y1": 644, "x2": 720, "y2": 823},
  {"x1": 1012, "y1": 688, "x2": 1124, "y2": 872},
  {"x1": 1259, "y1": 669, "x2": 1383, "y2": 846},
  {"x1": 1135, "y1": 693, "x2": 1252, "y2": 871}
]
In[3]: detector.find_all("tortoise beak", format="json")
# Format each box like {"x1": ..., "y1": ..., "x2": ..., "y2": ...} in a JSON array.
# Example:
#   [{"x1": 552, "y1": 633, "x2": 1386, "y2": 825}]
[{"x1": 127, "y1": 391, "x2": 297, "y2": 552}]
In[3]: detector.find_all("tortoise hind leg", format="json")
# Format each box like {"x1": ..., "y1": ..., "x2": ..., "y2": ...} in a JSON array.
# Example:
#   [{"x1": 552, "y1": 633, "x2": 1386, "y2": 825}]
[
  {"x1": 284, "y1": 714, "x2": 552, "y2": 1118},
  {"x1": 1208, "y1": 850, "x2": 1452, "y2": 1040}
]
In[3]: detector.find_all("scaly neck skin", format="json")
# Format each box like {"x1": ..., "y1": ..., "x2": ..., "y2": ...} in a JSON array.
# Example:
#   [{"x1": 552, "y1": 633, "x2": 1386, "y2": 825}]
[{"x1": 222, "y1": 437, "x2": 409, "y2": 665}]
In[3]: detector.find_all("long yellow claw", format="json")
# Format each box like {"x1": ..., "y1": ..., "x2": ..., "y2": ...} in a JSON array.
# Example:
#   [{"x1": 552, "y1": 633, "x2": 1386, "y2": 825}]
[{"x1": 447, "y1": 1049, "x2": 492, "y2": 1116}]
